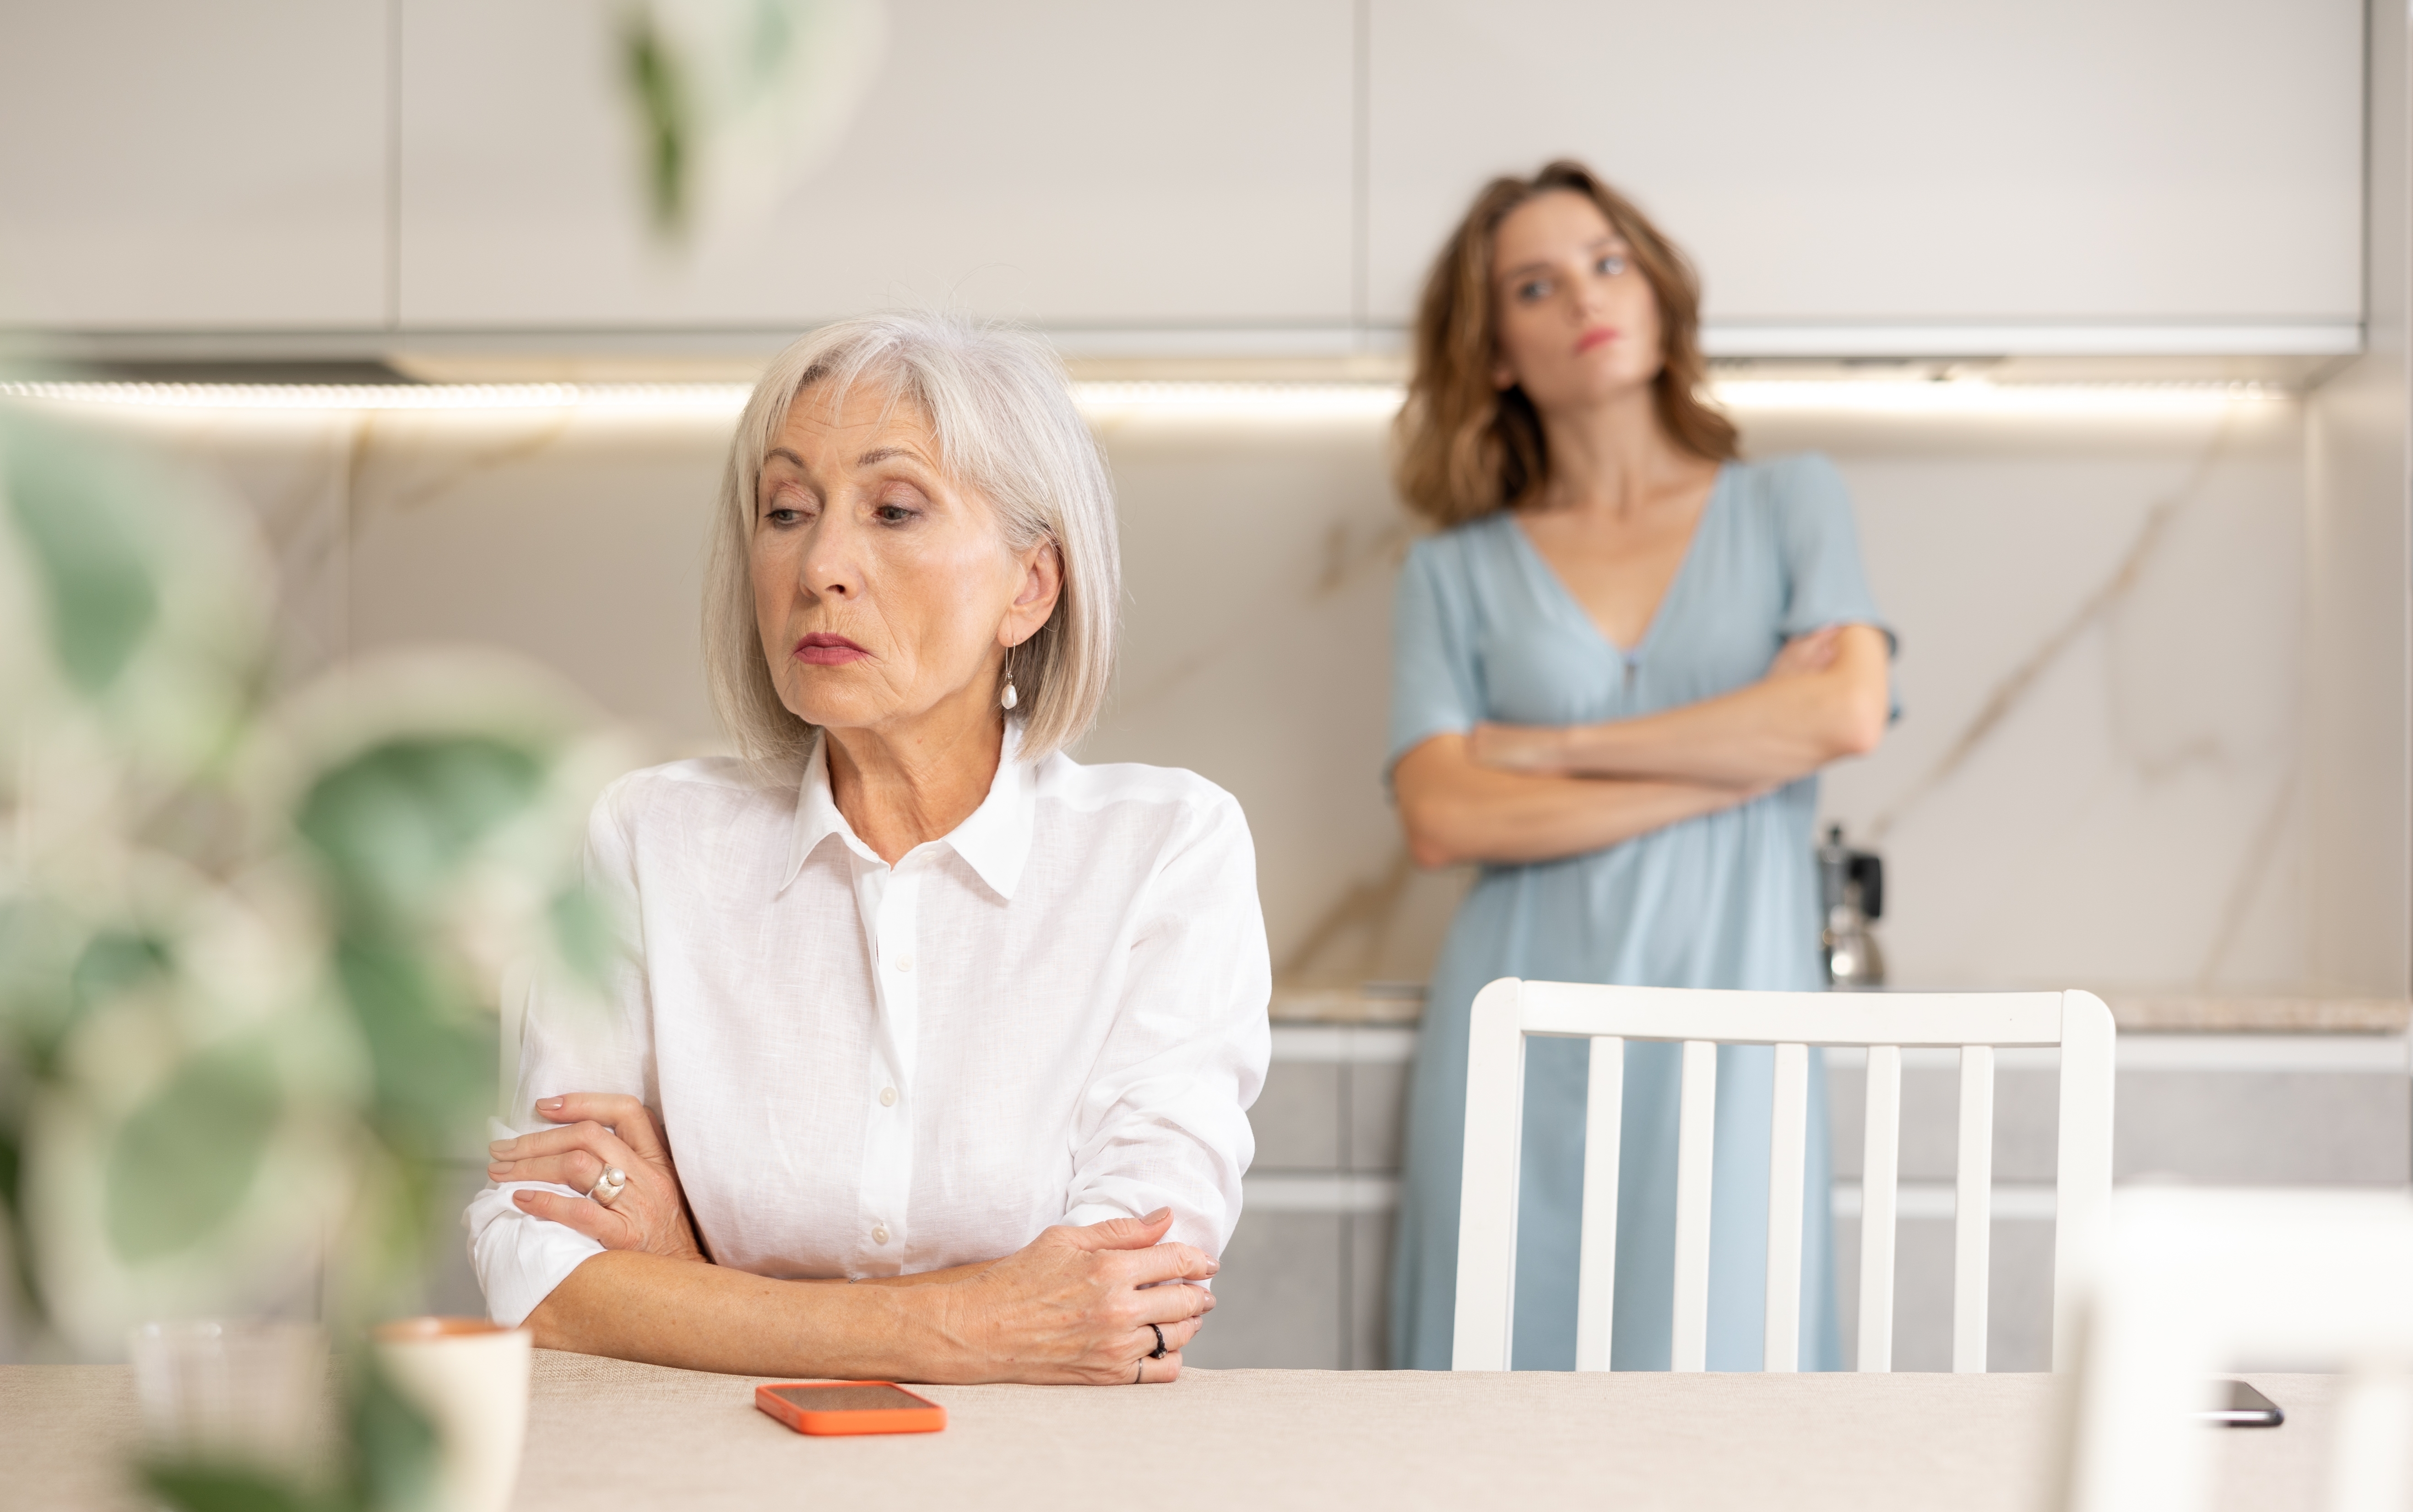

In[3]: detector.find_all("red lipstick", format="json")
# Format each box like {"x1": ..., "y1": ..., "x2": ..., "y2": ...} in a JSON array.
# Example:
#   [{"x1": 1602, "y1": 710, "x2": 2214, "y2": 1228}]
[
  {"x1": 1577, "y1": 326, "x2": 1620, "y2": 354},
  {"x1": 793, "y1": 633, "x2": 870, "y2": 666}
]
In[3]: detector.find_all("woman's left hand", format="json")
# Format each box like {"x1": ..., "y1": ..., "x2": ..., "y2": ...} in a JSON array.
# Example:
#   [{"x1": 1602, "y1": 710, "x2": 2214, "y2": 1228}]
[{"x1": 488, "y1": 1093, "x2": 708, "y2": 1263}]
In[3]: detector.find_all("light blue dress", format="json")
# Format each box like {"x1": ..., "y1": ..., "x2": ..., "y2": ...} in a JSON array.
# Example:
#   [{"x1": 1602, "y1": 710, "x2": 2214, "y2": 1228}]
[{"x1": 1387, "y1": 453, "x2": 1891, "y2": 1372}]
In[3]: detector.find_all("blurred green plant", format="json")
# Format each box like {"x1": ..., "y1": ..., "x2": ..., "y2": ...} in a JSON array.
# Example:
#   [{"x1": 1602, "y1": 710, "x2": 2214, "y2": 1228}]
[
  {"x1": 0, "y1": 400, "x2": 623, "y2": 1511},
  {"x1": 623, "y1": 9, "x2": 695, "y2": 233},
  {"x1": 617, "y1": 0, "x2": 887, "y2": 240}
]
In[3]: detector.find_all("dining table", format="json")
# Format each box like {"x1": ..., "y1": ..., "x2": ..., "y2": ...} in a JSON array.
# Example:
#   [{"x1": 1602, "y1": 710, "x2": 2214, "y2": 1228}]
[{"x1": 4, "y1": 1351, "x2": 2340, "y2": 1512}]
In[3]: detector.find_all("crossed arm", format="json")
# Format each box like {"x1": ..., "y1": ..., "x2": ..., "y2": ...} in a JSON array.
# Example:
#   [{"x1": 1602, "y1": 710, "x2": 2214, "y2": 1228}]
[
  {"x1": 485, "y1": 1094, "x2": 1215, "y2": 1385},
  {"x1": 1394, "y1": 624, "x2": 1889, "y2": 868}
]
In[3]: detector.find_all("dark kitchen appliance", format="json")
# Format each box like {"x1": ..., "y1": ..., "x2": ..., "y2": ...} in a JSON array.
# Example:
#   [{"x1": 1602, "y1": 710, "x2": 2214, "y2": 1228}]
[{"x1": 1817, "y1": 825, "x2": 1885, "y2": 990}]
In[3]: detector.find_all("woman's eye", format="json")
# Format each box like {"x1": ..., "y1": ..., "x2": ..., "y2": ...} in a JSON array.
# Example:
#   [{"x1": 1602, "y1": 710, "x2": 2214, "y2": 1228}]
[
  {"x1": 1599, "y1": 254, "x2": 1629, "y2": 276},
  {"x1": 875, "y1": 502, "x2": 916, "y2": 525},
  {"x1": 762, "y1": 490, "x2": 815, "y2": 525},
  {"x1": 1516, "y1": 279, "x2": 1549, "y2": 302}
]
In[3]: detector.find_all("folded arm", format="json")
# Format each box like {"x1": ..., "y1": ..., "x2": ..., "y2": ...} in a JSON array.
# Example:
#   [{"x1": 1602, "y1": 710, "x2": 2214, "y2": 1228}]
[
  {"x1": 521, "y1": 1210, "x2": 1213, "y2": 1384},
  {"x1": 1393, "y1": 733, "x2": 1764, "y2": 868},
  {"x1": 480, "y1": 1093, "x2": 1213, "y2": 1384},
  {"x1": 1469, "y1": 623, "x2": 1890, "y2": 790}
]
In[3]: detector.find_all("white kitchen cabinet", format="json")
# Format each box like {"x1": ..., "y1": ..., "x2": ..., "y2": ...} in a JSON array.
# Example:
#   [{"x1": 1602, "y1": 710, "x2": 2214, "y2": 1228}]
[
  {"x1": 0, "y1": 2, "x2": 390, "y2": 330},
  {"x1": 1367, "y1": 0, "x2": 2364, "y2": 344},
  {"x1": 0, "y1": 0, "x2": 2366, "y2": 349},
  {"x1": 396, "y1": 0, "x2": 1356, "y2": 331}
]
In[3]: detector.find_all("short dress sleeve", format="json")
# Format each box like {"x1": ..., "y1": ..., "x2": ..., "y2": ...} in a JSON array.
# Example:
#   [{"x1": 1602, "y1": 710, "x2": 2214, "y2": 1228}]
[
  {"x1": 1770, "y1": 453, "x2": 1899, "y2": 723},
  {"x1": 1387, "y1": 535, "x2": 1486, "y2": 779},
  {"x1": 1772, "y1": 455, "x2": 1892, "y2": 648}
]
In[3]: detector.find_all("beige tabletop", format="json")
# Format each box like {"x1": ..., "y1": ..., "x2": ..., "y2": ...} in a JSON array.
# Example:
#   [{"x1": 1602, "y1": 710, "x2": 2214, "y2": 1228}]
[{"x1": 3, "y1": 1352, "x2": 2337, "y2": 1512}]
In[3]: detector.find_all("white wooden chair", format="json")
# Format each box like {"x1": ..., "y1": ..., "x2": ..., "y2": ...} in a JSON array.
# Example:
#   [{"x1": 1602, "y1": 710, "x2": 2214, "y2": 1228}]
[
  {"x1": 2059, "y1": 1187, "x2": 2413, "y2": 1512},
  {"x1": 1452, "y1": 980, "x2": 2115, "y2": 1372}
]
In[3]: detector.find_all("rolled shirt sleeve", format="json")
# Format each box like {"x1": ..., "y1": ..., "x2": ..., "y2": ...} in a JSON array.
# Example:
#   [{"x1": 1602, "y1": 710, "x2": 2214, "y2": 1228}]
[
  {"x1": 462, "y1": 774, "x2": 656, "y2": 1327},
  {"x1": 1060, "y1": 789, "x2": 1272, "y2": 1260}
]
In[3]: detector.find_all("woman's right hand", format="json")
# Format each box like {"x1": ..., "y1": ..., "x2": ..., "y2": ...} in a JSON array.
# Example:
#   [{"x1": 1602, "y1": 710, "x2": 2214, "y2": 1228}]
[
  {"x1": 488, "y1": 1092, "x2": 708, "y2": 1264},
  {"x1": 940, "y1": 1208, "x2": 1217, "y2": 1384}
]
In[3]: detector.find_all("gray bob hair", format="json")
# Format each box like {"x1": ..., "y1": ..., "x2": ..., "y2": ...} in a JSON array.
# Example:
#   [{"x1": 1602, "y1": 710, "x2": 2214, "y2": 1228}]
[{"x1": 704, "y1": 312, "x2": 1121, "y2": 768}]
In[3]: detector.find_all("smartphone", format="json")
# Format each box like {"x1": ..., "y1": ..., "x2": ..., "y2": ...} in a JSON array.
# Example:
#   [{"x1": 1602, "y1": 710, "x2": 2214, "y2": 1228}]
[
  {"x1": 754, "y1": 1381, "x2": 948, "y2": 1436},
  {"x1": 748, "y1": 1379, "x2": 946, "y2": 1437},
  {"x1": 2195, "y1": 1380, "x2": 2284, "y2": 1428}
]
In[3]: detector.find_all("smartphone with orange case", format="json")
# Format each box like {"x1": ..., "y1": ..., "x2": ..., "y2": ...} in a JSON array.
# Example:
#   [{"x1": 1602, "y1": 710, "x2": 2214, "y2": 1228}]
[{"x1": 754, "y1": 1381, "x2": 947, "y2": 1436}]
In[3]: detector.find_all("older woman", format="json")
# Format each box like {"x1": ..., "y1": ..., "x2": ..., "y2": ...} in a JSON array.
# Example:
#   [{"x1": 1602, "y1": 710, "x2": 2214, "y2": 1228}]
[{"x1": 467, "y1": 313, "x2": 1270, "y2": 1385}]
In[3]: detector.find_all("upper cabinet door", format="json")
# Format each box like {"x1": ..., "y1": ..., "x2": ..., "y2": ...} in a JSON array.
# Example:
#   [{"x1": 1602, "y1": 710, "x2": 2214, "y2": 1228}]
[
  {"x1": 1366, "y1": 0, "x2": 2364, "y2": 331},
  {"x1": 398, "y1": 0, "x2": 1356, "y2": 330},
  {"x1": 0, "y1": 2, "x2": 389, "y2": 330}
]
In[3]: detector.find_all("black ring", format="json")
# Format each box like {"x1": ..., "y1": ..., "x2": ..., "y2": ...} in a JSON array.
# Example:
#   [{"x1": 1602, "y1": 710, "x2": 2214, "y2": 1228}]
[{"x1": 1147, "y1": 1323, "x2": 1168, "y2": 1360}]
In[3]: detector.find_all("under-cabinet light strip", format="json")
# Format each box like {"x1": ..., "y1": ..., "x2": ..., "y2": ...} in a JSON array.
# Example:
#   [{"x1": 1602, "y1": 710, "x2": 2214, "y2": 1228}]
[
  {"x1": 1714, "y1": 379, "x2": 2288, "y2": 417},
  {"x1": 0, "y1": 377, "x2": 2289, "y2": 419}
]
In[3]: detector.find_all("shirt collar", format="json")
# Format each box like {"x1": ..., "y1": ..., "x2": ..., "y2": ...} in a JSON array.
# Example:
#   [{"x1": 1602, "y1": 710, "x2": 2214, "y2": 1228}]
[{"x1": 781, "y1": 724, "x2": 1035, "y2": 901}]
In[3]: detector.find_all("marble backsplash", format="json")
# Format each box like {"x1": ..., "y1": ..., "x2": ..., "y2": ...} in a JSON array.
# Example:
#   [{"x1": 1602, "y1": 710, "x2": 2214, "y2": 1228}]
[{"x1": 51, "y1": 385, "x2": 2313, "y2": 997}]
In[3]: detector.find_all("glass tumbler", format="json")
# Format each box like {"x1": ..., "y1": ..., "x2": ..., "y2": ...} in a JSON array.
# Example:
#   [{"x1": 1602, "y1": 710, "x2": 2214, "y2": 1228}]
[{"x1": 128, "y1": 1319, "x2": 331, "y2": 1480}]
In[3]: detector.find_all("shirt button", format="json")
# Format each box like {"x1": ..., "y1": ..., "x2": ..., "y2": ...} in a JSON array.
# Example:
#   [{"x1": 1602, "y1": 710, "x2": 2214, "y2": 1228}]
[
  {"x1": 879, "y1": 1086, "x2": 898, "y2": 1107},
  {"x1": 892, "y1": 953, "x2": 915, "y2": 974},
  {"x1": 872, "y1": 1225, "x2": 890, "y2": 1245}
]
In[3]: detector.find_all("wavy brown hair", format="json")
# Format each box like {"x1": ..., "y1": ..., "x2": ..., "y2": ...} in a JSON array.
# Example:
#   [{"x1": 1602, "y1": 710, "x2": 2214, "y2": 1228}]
[{"x1": 1394, "y1": 159, "x2": 1737, "y2": 528}]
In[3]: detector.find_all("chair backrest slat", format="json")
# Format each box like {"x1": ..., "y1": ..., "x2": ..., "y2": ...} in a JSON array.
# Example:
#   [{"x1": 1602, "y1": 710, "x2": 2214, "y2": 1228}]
[
  {"x1": 1452, "y1": 981, "x2": 2115, "y2": 1376},
  {"x1": 1762, "y1": 1042, "x2": 1811, "y2": 1372},
  {"x1": 1858, "y1": 1044, "x2": 1903, "y2": 1372},
  {"x1": 1574, "y1": 1035, "x2": 1625, "y2": 1371},
  {"x1": 1669, "y1": 1040, "x2": 1720, "y2": 1371},
  {"x1": 1452, "y1": 980, "x2": 1528, "y2": 1371},
  {"x1": 2052, "y1": 992, "x2": 2118, "y2": 1371},
  {"x1": 1953, "y1": 1045, "x2": 1996, "y2": 1372}
]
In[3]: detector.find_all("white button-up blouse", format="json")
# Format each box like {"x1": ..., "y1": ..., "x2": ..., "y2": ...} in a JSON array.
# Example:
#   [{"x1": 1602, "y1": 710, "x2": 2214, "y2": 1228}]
[{"x1": 465, "y1": 732, "x2": 1272, "y2": 1327}]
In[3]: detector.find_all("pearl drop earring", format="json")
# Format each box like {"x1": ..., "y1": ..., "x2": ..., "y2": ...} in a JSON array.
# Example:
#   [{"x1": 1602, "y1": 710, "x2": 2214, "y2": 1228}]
[{"x1": 1001, "y1": 650, "x2": 1019, "y2": 711}]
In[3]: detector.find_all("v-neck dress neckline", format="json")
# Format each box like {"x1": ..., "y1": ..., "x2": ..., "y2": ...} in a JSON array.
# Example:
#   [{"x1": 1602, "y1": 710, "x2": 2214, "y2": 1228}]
[{"x1": 1506, "y1": 463, "x2": 1730, "y2": 667}]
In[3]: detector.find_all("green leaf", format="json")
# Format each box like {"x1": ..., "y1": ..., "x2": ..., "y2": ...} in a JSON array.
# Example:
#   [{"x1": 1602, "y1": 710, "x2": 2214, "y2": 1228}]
[
  {"x1": 105, "y1": 1043, "x2": 281, "y2": 1263},
  {"x1": 0, "y1": 900, "x2": 86, "y2": 1071},
  {"x1": 622, "y1": 8, "x2": 693, "y2": 234},
  {"x1": 72, "y1": 927, "x2": 172, "y2": 1008},
  {"x1": 296, "y1": 736, "x2": 544, "y2": 923},
  {"x1": 333, "y1": 938, "x2": 491, "y2": 1158},
  {"x1": 2, "y1": 423, "x2": 160, "y2": 694},
  {"x1": 349, "y1": 1358, "x2": 439, "y2": 1512},
  {"x1": 139, "y1": 1461, "x2": 327, "y2": 1512},
  {"x1": 0, "y1": 1121, "x2": 44, "y2": 1327}
]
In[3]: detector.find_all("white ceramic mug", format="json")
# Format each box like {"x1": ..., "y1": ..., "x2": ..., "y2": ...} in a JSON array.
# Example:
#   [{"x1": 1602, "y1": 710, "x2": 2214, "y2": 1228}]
[{"x1": 371, "y1": 1317, "x2": 532, "y2": 1512}]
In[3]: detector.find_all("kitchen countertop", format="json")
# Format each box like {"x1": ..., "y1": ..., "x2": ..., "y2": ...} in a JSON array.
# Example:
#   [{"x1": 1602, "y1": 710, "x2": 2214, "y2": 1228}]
[
  {"x1": 0, "y1": 1354, "x2": 2343, "y2": 1512},
  {"x1": 1269, "y1": 987, "x2": 2413, "y2": 1035}
]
